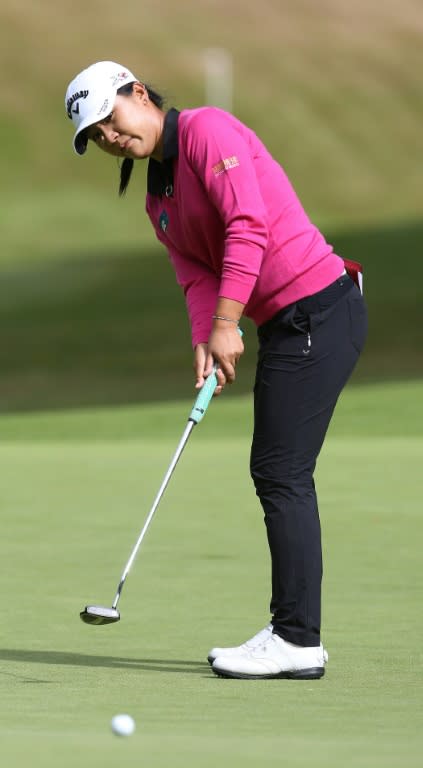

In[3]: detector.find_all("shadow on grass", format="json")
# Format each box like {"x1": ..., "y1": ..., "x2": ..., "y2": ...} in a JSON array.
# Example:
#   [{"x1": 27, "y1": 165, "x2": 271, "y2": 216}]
[
  {"x1": 0, "y1": 648, "x2": 209, "y2": 675},
  {"x1": 0, "y1": 218, "x2": 422, "y2": 413}
]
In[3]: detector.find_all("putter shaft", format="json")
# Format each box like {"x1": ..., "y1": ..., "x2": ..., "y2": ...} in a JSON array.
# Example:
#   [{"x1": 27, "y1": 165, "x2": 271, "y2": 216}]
[
  {"x1": 80, "y1": 360, "x2": 228, "y2": 625},
  {"x1": 111, "y1": 419, "x2": 195, "y2": 609}
]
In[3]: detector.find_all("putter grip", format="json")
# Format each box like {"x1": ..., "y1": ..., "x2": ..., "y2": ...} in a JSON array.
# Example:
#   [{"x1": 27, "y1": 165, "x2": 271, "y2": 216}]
[
  {"x1": 189, "y1": 367, "x2": 218, "y2": 424},
  {"x1": 189, "y1": 328, "x2": 243, "y2": 424}
]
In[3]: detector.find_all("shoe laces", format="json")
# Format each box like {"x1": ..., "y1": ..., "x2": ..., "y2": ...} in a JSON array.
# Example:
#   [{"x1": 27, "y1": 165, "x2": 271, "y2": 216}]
[
  {"x1": 252, "y1": 633, "x2": 278, "y2": 654},
  {"x1": 255, "y1": 634, "x2": 328, "y2": 662}
]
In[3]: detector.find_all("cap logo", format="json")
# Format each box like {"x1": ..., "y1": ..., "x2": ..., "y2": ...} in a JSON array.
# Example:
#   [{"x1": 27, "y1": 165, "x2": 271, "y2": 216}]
[
  {"x1": 66, "y1": 90, "x2": 89, "y2": 120},
  {"x1": 111, "y1": 71, "x2": 130, "y2": 87},
  {"x1": 97, "y1": 98, "x2": 110, "y2": 116}
]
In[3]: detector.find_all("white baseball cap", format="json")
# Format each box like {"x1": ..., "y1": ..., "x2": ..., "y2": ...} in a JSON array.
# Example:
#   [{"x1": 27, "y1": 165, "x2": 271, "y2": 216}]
[{"x1": 65, "y1": 61, "x2": 138, "y2": 155}]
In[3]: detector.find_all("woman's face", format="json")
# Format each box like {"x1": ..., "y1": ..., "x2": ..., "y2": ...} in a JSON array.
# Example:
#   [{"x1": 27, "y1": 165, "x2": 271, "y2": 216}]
[{"x1": 86, "y1": 83, "x2": 164, "y2": 161}]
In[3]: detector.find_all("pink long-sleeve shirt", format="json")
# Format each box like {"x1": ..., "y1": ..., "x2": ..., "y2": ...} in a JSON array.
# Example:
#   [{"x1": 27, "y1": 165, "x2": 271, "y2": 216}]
[{"x1": 146, "y1": 107, "x2": 344, "y2": 347}]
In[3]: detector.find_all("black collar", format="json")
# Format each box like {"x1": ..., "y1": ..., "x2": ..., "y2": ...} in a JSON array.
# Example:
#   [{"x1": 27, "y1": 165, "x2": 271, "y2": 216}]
[{"x1": 147, "y1": 108, "x2": 180, "y2": 197}]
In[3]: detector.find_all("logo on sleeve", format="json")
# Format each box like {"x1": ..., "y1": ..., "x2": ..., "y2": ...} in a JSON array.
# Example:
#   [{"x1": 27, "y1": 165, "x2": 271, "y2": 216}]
[
  {"x1": 159, "y1": 210, "x2": 169, "y2": 232},
  {"x1": 212, "y1": 156, "x2": 240, "y2": 176}
]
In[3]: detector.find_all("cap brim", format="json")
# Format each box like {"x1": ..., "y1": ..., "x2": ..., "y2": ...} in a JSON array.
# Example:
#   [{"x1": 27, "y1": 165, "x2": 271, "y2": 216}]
[
  {"x1": 72, "y1": 111, "x2": 103, "y2": 156},
  {"x1": 74, "y1": 131, "x2": 88, "y2": 156}
]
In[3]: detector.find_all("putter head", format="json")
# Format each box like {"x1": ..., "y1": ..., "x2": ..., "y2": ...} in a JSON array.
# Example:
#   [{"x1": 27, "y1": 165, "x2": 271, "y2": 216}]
[{"x1": 80, "y1": 605, "x2": 120, "y2": 625}]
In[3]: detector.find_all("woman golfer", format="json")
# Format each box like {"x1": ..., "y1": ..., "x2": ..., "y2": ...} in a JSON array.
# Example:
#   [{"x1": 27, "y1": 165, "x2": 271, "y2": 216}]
[{"x1": 65, "y1": 61, "x2": 367, "y2": 679}]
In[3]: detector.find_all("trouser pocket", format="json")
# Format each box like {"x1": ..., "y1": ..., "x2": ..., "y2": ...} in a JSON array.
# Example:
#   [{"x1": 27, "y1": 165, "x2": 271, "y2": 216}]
[{"x1": 347, "y1": 286, "x2": 368, "y2": 354}]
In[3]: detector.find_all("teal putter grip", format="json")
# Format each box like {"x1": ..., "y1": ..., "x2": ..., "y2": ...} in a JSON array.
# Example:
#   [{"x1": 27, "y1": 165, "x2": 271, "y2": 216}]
[
  {"x1": 189, "y1": 366, "x2": 218, "y2": 424},
  {"x1": 189, "y1": 328, "x2": 243, "y2": 425}
]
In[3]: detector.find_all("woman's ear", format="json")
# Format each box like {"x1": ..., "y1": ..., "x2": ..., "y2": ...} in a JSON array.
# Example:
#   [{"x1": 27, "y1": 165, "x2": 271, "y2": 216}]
[{"x1": 132, "y1": 81, "x2": 148, "y2": 102}]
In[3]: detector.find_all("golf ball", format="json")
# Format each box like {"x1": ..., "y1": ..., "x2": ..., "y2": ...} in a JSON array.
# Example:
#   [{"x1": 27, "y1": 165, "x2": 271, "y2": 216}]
[{"x1": 111, "y1": 713, "x2": 136, "y2": 737}]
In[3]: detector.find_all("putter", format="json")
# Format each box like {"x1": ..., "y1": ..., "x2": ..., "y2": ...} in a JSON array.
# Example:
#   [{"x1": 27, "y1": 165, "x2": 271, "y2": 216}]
[{"x1": 80, "y1": 365, "x2": 221, "y2": 625}]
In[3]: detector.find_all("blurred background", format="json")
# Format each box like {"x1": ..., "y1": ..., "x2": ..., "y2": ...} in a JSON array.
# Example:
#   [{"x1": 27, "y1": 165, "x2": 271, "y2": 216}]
[{"x1": 0, "y1": 0, "x2": 422, "y2": 412}]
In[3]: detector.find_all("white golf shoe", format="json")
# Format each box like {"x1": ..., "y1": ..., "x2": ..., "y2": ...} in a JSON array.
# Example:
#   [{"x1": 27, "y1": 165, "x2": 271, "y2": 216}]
[
  {"x1": 212, "y1": 632, "x2": 327, "y2": 680},
  {"x1": 207, "y1": 624, "x2": 274, "y2": 664}
]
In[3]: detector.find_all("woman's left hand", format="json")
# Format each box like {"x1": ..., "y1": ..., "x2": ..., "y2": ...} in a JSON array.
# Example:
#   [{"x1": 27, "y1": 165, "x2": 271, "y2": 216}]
[{"x1": 193, "y1": 342, "x2": 224, "y2": 396}]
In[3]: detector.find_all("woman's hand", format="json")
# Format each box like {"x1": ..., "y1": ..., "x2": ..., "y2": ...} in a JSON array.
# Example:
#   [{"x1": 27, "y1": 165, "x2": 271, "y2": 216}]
[
  {"x1": 193, "y1": 324, "x2": 244, "y2": 396},
  {"x1": 193, "y1": 343, "x2": 225, "y2": 396}
]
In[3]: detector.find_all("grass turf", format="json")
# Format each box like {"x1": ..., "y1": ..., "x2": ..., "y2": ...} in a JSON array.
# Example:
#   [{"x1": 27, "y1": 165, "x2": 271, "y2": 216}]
[{"x1": 0, "y1": 381, "x2": 421, "y2": 767}]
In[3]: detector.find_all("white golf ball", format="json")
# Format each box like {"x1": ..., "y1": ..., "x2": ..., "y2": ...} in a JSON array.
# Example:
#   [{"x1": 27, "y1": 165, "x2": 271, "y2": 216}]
[{"x1": 111, "y1": 713, "x2": 136, "y2": 737}]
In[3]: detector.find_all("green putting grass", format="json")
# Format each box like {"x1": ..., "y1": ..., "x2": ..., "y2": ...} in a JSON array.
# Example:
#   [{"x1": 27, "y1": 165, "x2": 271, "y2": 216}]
[{"x1": 0, "y1": 380, "x2": 421, "y2": 767}]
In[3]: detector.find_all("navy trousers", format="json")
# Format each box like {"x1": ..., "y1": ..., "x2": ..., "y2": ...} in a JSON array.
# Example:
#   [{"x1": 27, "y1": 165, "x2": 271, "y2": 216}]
[{"x1": 250, "y1": 273, "x2": 368, "y2": 646}]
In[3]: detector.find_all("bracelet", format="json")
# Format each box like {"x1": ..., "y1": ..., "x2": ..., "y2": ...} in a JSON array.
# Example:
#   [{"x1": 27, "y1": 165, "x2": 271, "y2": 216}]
[{"x1": 212, "y1": 314, "x2": 239, "y2": 325}]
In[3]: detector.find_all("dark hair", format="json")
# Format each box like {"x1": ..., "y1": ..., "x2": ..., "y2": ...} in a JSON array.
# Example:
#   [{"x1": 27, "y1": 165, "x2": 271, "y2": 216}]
[{"x1": 118, "y1": 82, "x2": 165, "y2": 196}]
